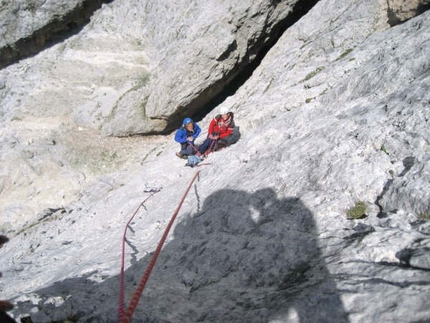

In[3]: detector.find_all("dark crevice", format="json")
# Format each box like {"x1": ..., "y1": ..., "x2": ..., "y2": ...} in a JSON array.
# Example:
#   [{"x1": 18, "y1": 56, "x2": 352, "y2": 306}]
[
  {"x1": 1, "y1": 0, "x2": 320, "y2": 136},
  {"x1": 376, "y1": 156, "x2": 415, "y2": 218},
  {"x1": 375, "y1": 178, "x2": 394, "y2": 219},
  {"x1": 0, "y1": 0, "x2": 114, "y2": 69},
  {"x1": 358, "y1": 277, "x2": 430, "y2": 288},
  {"x1": 399, "y1": 156, "x2": 415, "y2": 177},
  {"x1": 162, "y1": 0, "x2": 321, "y2": 134}
]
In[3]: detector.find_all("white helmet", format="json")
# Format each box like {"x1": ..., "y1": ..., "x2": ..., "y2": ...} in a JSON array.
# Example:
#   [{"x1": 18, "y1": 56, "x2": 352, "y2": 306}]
[{"x1": 220, "y1": 106, "x2": 229, "y2": 115}]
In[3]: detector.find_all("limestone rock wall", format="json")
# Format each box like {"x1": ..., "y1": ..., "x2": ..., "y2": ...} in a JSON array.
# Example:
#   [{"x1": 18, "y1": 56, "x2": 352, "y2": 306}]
[
  {"x1": 0, "y1": 1, "x2": 429, "y2": 321},
  {"x1": 1, "y1": 0, "x2": 317, "y2": 137},
  {"x1": 0, "y1": 0, "x2": 113, "y2": 68},
  {"x1": 0, "y1": 0, "x2": 428, "y2": 136}
]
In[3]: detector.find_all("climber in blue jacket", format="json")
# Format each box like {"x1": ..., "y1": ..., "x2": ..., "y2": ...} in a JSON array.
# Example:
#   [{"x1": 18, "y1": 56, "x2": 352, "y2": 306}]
[{"x1": 174, "y1": 117, "x2": 201, "y2": 158}]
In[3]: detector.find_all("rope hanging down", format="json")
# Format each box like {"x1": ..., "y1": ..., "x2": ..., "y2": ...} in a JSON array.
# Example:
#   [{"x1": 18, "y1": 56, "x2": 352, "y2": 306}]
[
  {"x1": 120, "y1": 170, "x2": 201, "y2": 323},
  {"x1": 118, "y1": 188, "x2": 162, "y2": 321}
]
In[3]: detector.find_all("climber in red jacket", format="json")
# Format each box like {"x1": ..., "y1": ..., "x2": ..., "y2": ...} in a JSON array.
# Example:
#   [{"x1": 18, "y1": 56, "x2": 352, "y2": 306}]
[{"x1": 198, "y1": 107, "x2": 237, "y2": 156}]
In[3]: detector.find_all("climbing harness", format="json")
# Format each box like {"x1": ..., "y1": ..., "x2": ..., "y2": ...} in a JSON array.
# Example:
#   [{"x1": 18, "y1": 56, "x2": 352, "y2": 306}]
[
  {"x1": 188, "y1": 142, "x2": 202, "y2": 156},
  {"x1": 205, "y1": 139, "x2": 217, "y2": 156}
]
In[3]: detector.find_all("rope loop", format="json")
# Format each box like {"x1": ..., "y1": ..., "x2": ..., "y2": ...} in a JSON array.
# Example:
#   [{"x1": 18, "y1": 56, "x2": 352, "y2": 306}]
[
  {"x1": 118, "y1": 187, "x2": 161, "y2": 321},
  {"x1": 119, "y1": 171, "x2": 201, "y2": 323}
]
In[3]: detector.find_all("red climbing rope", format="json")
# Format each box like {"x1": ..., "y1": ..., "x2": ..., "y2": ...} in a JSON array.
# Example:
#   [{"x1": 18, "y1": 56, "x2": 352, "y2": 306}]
[
  {"x1": 118, "y1": 188, "x2": 161, "y2": 321},
  {"x1": 120, "y1": 170, "x2": 201, "y2": 323}
]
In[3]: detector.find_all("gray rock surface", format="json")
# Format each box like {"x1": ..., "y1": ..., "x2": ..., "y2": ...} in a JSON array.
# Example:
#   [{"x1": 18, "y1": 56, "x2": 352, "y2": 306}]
[
  {"x1": 0, "y1": 0, "x2": 429, "y2": 322},
  {"x1": 0, "y1": 0, "x2": 112, "y2": 68},
  {"x1": 141, "y1": 0, "x2": 317, "y2": 131},
  {"x1": 0, "y1": 0, "x2": 318, "y2": 136}
]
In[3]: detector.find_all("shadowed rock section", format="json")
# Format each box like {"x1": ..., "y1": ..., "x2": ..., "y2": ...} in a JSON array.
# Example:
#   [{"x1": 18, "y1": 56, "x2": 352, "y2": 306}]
[
  {"x1": 25, "y1": 189, "x2": 349, "y2": 322},
  {"x1": 0, "y1": 0, "x2": 113, "y2": 69},
  {"x1": 387, "y1": 0, "x2": 430, "y2": 26}
]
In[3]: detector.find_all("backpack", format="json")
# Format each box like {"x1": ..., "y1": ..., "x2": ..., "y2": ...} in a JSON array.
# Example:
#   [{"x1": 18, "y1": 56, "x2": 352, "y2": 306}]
[{"x1": 186, "y1": 155, "x2": 202, "y2": 167}]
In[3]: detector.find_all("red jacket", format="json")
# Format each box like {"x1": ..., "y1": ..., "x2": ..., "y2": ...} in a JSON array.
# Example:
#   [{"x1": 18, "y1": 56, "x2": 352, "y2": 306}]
[{"x1": 208, "y1": 113, "x2": 234, "y2": 139}]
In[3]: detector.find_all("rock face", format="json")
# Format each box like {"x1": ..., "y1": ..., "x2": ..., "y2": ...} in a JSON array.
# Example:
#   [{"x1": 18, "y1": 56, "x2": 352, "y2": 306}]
[
  {"x1": 0, "y1": 0, "x2": 429, "y2": 322},
  {"x1": 141, "y1": 0, "x2": 319, "y2": 133},
  {"x1": 0, "y1": 0, "x2": 113, "y2": 69},
  {"x1": 0, "y1": 0, "x2": 319, "y2": 137},
  {"x1": 0, "y1": 0, "x2": 429, "y2": 135},
  {"x1": 387, "y1": 0, "x2": 430, "y2": 26}
]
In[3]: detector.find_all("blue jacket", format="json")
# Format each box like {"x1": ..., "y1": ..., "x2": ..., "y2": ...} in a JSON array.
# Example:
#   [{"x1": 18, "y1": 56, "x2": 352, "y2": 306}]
[{"x1": 174, "y1": 123, "x2": 201, "y2": 144}]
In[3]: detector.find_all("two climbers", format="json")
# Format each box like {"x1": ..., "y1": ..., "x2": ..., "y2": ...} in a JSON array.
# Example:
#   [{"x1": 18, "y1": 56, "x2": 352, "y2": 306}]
[{"x1": 174, "y1": 107, "x2": 240, "y2": 160}]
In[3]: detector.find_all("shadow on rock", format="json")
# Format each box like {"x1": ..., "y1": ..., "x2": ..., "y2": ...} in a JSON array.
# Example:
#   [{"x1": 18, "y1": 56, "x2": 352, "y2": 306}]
[{"x1": 20, "y1": 188, "x2": 349, "y2": 323}]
